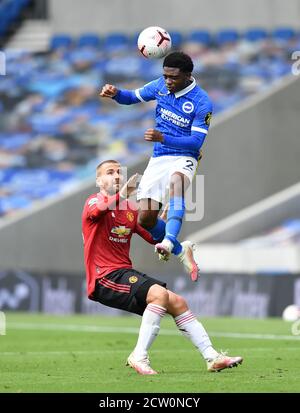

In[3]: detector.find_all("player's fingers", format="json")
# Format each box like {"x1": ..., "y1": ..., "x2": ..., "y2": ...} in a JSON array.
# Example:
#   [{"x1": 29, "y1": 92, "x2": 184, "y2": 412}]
[
  {"x1": 100, "y1": 84, "x2": 114, "y2": 95},
  {"x1": 105, "y1": 85, "x2": 117, "y2": 95},
  {"x1": 129, "y1": 173, "x2": 138, "y2": 184},
  {"x1": 144, "y1": 130, "x2": 153, "y2": 139},
  {"x1": 99, "y1": 87, "x2": 110, "y2": 97},
  {"x1": 127, "y1": 173, "x2": 138, "y2": 186}
]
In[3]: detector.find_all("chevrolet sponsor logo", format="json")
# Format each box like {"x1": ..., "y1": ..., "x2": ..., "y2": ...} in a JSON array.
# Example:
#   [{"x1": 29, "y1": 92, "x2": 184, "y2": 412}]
[{"x1": 111, "y1": 226, "x2": 131, "y2": 237}]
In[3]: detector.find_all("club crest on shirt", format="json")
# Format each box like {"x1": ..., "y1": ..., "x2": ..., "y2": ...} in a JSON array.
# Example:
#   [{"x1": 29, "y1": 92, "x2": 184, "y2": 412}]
[
  {"x1": 129, "y1": 276, "x2": 138, "y2": 283},
  {"x1": 182, "y1": 101, "x2": 194, "y2": 113},
  {"x1": 126, "y1": 211, "x2": 134, "y2": 222},
  {"x1": 111, "y1": 226, "x2": 131, "y2": 237}
]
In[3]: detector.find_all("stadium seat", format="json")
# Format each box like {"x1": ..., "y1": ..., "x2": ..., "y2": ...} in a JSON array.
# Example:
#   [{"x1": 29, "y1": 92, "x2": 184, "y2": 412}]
[
  {"x1": 103, "y1": 33, "x2": 130, "y2": 51},
  {"x1": 77, "y1": 33, "x2": 101, "y2": 48},
  {"x1": 0, "y1": 0, "x2": 30, "y2": 36},
  {"x1": 272, "y1": 27, "x2": 296, "y2": 42},
  {"x1": 0, "y1": 195, "x2": 32, "y2": 215},
  {"x1": 0, "y1": 132, "x2": 33, "y2": 150},
  {"x1": 168, "y1": 31, "x2": 183, "y2": 47},
  {"x1": 50, "y1": 34, "x2": 73, "y2": 50},
  {"x1": 215, "y1": 29, "x2": 239, "y2": 45},
  {"x1": 244, "y1": 28, "x2": 268, "y2": 42},
  {"x1": 187, "y1": 30, "x2": 212, "y2": 45}
]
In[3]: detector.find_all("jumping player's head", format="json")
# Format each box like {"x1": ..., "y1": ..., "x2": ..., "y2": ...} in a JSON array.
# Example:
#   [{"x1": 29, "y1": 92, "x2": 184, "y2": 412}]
[
  {"x1": 96, "y1": 160, "x2": 123, "y2": 195},
  {"x1": 162, "y1": 52, "x2": 194, "y2": 94}
]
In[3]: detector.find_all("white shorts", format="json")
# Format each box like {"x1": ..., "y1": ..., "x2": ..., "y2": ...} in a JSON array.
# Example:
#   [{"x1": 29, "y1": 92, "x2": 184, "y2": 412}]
[{"x1": 137, "y1": 156, "x2": 198, "y2": 204}]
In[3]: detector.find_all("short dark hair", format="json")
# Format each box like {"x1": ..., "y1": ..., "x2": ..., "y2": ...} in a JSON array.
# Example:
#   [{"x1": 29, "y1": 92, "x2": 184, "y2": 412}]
[
  {"x1": 163, "y1": 52, "x2": 194, "y2": 73},
  {"x1": 96, "y1": 159, "x2": 120, "y2": 175}
]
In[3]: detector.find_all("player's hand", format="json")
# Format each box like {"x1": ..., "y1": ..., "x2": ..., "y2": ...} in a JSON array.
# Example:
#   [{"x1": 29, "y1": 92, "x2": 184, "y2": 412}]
[
  {"x1": 144, "y1": 128, "x2": 164, "y2": 143},
  {"x1": 119, "y1": 173, "x2": 139, "y2": 199},
  {"x1": 160, "y1": 202, "x2": 169, "y2": 222},
  {"x1": 99, "y1": 84, "x2": 118, "y2": 98}
]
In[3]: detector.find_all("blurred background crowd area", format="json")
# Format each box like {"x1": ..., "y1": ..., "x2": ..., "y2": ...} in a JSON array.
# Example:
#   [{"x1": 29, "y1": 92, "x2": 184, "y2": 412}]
[{"x1": 0, "y1": 1, "x2": 299, "y2": 218}]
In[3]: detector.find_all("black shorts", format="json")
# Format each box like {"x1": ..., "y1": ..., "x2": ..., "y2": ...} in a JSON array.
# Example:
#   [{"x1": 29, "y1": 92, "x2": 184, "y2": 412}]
[{"x1": 93, "y1": 268, "x2": 167, "y2": 316}]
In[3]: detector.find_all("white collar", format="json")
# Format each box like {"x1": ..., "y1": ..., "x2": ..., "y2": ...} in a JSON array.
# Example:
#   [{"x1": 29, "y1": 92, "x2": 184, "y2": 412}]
[{"x1": 174, "y1": 77, "x2": 196, "y2": 98}]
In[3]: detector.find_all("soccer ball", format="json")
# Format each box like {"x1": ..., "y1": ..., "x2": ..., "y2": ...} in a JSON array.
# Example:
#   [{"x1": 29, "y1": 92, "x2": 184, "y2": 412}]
[
  {"x1": 282, "y1": 305, "x2": 300, "y2": 322},
  {"x1": 137, "y1": 26, "x2": 172, "y2": 59}
]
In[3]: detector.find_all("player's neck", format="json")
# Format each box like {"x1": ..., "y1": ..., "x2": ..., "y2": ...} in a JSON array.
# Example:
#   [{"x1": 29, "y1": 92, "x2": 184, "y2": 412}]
[
  {"x1": 179, "y1": 78, "x2": 192, "y2": 92},
  {"x1": 99, "y1": 189, "x2": 119, "y2": 198}
]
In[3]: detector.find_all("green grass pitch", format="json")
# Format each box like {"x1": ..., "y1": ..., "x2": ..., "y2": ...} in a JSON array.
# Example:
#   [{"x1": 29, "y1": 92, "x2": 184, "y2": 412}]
[{"x1": 1, "y1": 312, "x2": 300, "y2": 393}]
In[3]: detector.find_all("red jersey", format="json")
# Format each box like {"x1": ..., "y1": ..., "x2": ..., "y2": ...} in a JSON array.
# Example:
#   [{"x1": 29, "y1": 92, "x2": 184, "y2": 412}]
[{"x1": 82, "y1": 192, "x2": 155, "y2": 298}]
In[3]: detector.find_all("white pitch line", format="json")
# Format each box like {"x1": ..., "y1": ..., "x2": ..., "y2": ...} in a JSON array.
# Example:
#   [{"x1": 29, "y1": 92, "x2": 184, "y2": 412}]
[
  {"x1": 5, "y1": 322, "x2": 300, "y2": 341},
  {"x1": 2, "y1": 347, "x2": 300, "y2": 357},
  {"x1": 0, "y1": 350, "x2": 119, "y2": 356}
]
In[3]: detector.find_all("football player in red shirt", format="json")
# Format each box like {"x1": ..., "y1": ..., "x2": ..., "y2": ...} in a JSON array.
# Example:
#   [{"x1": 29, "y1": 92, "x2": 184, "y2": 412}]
[{"x1": 82, "y1": 160, "x2": 243, "y2": 375}]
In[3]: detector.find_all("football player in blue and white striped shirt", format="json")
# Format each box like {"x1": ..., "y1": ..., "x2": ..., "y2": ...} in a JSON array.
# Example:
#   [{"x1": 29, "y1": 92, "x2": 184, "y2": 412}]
[{"x1": 100, "y1": 52, "x2": 213, "y2": 281}]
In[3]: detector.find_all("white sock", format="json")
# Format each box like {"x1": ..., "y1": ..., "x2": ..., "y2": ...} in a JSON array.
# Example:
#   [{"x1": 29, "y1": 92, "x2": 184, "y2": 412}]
[
  {"x1": 133, "y1": 303, "x2": 166, "y2": 360},
  {"x1": 174, "y1": 310, "x2": 219, "y2": 361}
]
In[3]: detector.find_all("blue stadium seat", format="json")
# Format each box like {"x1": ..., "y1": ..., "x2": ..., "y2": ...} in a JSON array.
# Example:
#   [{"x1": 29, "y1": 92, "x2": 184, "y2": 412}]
[
  {"x1": 244, "y1": 28, "x2": 268, "y2": 42},
  {"x1": 68, "y1": 48, "x2": 99, "y2": 65},
  {"x1": 272, "y1": 27, "x2": 296, "y2": 42},
  {"x1": 77, "y1": 33, "x2": 101, "y2": 48},
  {"x1": 0, "y1": 132, "x2": 33, "y2": 150},
  {"x1": 187, "y1": 30, "x2": 212, "y2": 45},
  {"x1": 168, "y1": 31, "x2": 183, "y2": 47},
  {"x1": 215, "y1": 29, "x2": 239, "y2": 45},
  {"x1": 103, "y1": 33, "x2": 130, "y2": 50},
  {"x1": 50, "y1": 34, "x2": 73, "y2": 50},
  {"x1": 0, "y1": 195, "x2": 32, "y2": 215}
]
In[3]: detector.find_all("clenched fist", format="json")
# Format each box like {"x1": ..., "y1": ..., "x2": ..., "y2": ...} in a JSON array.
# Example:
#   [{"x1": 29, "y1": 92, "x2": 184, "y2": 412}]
[{"x1": 99, "y1": 84, "x2": 118, "y2": 98}]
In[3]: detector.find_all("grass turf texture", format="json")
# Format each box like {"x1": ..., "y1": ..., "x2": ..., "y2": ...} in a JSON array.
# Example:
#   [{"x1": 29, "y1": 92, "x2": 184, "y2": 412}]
[{"x1": 1, "y1": 312, "x2": 300, "y2": 393}]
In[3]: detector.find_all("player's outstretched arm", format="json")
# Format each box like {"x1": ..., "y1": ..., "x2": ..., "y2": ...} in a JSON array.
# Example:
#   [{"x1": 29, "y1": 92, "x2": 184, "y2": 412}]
[{"x1": 99, "y1": 84, "x2": 141, "y2": 105}]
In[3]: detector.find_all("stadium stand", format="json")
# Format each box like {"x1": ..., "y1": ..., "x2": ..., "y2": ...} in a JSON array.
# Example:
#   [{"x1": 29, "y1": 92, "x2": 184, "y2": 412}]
[
  {"x1": 0, "y1": 28, "x2": 297, "y2": 218},
  {"x1": 0, "y1": 0, "x2": 30, "y2": 37}
]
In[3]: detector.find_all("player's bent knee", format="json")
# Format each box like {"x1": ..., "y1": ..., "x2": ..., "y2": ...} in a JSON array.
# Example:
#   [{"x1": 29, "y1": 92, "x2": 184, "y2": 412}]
[
  {"x1": 167, "y1": 292, "x2": 188, "y2": 316},
  {"x1": 176, "y1": 295, "x2": 188, "y2": 311},
  {"x1": 146, "y1": 284, "x2": 169, "y2": 307},
  {"x1": 170, "y1": 172, "x2": 185, "y2": 185}
]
